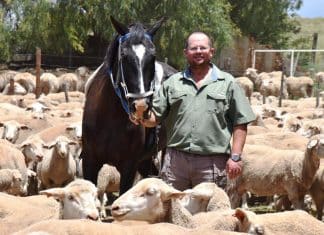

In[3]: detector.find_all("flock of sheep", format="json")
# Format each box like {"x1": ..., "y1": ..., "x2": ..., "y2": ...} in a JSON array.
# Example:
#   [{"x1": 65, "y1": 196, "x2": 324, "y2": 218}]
[{"x1": 0, "y1": 66, "x2": 323, "y2": 234}]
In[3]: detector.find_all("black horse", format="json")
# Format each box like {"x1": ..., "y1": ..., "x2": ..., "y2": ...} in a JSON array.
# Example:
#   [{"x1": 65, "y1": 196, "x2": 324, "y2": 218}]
[{"x1": 81, "y1": 16, "x2": 171, "y2": 194}]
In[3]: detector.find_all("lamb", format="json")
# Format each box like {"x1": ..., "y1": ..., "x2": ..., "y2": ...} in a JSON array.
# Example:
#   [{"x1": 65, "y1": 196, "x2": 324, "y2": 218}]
[
  {"x1": 26, "y1": 101, "x2": 51, "y2": 119},
  {"x1": 297, "y1": 118, "x2": 324, "y2": 138},
  {"x1": 12, "y1": 219, "x2": 244, "y2": 235},
  {"x1": 0, "y1": 70, "x2": 18, "y2": 92},
  {"x1": 234, "y1": 208, "x2": 324, "y2": 235},
  {"x1": 0, "y1": 139, "x2": 28, "y2": 195},
  {"x1": 0, "y1": 179, "x2": 100, "y2": 234},
  {"x1": 246, "y1": 131, "x2": 309, "y2": 151},
  {"x1": 180, "y1": 182, "x2": 231, "y2": 214},
  {"x1": 97, "y1": 163, "x2": 120, "y2": 218},
  {"x1": 286, "y1": 76, "x2": 314, "y2": 99},
  {"x1": 244, "y1": 68, "x2": 269, "y2": 91},
  {"x1": 315, "y1": 71, "x2": 324, "y2": 84},
  {"x1": 259, "y1": 76, "x2": 288, "y2": 101},
  {"x1": 40, "y1": 72, "x2": 60, "y2": 94},
  {"x1": 13, "y1": 72, "x2": 36, "y2": 93},
  {"x1": 235, "y1": 76, "x2": 254, "y2": 102},
  {"x1": 309, "y1": 163, "x2": 324, "y2": 220},
  {"x1": 111, "y1": 177, "x2": 253, "y2": 233},
  {"x1": 58, "y1": 72, "x2": 78, "y2": 92},
  {"x1": 227, "y1": 136, "x2": 323, "y2": 210},
  {"x1": 37, "y1": 135, "x2": 77, "y2": 189},
  {"x1": 2, "y1": 79, "x2": 27, "y2": 95},
  {"x1": 75, "y1": 66, "x2": 91, "y2": 92},
  {"x1": 277, "y1": 113, "x2": 303, "y2": 133},
  {"x1": 0, "y1": 120, "x2": 30, "y2": 143},
  {"x1": 0, "y1": 168, "x2": 23, "y2": 195}
]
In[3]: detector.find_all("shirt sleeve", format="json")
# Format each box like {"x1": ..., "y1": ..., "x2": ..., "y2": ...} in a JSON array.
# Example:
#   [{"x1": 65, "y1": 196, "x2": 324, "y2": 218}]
[
  {"x1": 152, "y1": 81, "x2": 170, "y2": 123},
  {"x1": 227, "y1": 81, "x2": 256, "y2": 126}
]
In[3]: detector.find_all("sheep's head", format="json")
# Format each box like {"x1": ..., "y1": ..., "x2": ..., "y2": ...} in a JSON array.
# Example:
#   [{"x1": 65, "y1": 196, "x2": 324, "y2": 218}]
[
  {"x1": 111, "y1": 178, "x2": 186, "y2": 223},
  {"x1": 42, "y1": 135, "x2": 77, "y2": 158},
  {"x1": 39, "y1": 179, "x2": 99, "y2": 220}
]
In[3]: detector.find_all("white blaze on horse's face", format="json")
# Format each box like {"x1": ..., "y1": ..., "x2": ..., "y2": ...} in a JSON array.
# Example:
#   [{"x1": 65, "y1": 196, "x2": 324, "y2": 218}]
[{"x1": 132, "y1": 44, "x2": 146, "y2": 94}]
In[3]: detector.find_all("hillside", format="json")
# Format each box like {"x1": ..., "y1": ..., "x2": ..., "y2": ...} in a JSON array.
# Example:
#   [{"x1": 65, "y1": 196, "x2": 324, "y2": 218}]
[{"x1": 294, "y1": 17, "x2": 324, "y2": 71}]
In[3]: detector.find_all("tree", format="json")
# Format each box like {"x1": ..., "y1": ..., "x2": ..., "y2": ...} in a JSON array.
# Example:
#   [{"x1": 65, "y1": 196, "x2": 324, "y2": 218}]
[
  {"x1": 228, "y1": 0, "x2": 302, "y2": 48},
  {"x1": 0, "y1": 0, "x2": 237, "y2": 68}
]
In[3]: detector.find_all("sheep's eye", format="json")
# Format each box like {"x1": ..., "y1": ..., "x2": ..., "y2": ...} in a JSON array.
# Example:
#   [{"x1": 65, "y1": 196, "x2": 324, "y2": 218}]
[
  {"x1": 67, "y1": 194, "x2": 75, "y2": 201},
  {"x1": 146, "y1": 188, "x2": 156, "y2": 196}
]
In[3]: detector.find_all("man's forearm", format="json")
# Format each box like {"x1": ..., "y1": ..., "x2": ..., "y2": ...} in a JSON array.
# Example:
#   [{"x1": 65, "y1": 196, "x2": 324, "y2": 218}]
[{"x1": 231, "y1": 124, "x2": 248, "y2": 154}]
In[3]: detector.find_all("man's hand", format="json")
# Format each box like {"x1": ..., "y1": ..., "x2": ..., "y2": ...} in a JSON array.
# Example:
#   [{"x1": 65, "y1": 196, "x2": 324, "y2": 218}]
[{"x1": 226, "y1": 158, "x2": 242, "y2": 179}]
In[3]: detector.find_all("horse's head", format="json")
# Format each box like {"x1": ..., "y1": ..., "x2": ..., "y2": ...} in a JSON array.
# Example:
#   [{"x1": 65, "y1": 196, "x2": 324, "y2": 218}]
[{"x1": 108, "y1": 16, "x2": 165, "y2": 122}]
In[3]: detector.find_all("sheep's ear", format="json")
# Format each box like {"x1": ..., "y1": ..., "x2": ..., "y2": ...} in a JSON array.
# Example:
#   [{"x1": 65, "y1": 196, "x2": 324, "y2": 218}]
[
  {"x1": 42, "y1": 142, "x2": 55, "y2": 149},
  {"x1": 39, "y1": 188, "x2": 66, "y2": 201},
  {"x1": 307, "y1": 139, "x2": 318, "y2": 149},
  {"x1": 19, "y1": 124, "x2": 30, "y2": 130},
  {"x1": 233, "y1": 208, "x2": 248, "y2": 223},
  {"x1": 68, "y1": 140, "x2": 78, "y2": 146},
  {"x1": 26, "y1": 106, "x2": 33, "y2": 111},
  {"x1": 19, "y1": 141, "x2": 30, "y2": 149},
  {"x1": 161, "y1": 188, "x2": 187, "y2": 201},
  {"x1": 66, "y1": 126, "x2": 74, "y2": 131}
]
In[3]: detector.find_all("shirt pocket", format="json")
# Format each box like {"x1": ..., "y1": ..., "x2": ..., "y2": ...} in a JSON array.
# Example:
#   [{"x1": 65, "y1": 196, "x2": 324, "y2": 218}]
[
  {"x1": 169, "y1": 90, "x2": 187, "y2": 106},
  {"x1": 206, "y1": 93, "x2": 228, "y2": 114}
]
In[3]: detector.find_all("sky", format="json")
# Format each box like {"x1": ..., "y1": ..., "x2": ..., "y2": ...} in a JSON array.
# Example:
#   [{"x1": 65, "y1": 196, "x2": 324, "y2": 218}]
[{"x1": 295, "y1": 0, "x2": 324, "y2": 18}]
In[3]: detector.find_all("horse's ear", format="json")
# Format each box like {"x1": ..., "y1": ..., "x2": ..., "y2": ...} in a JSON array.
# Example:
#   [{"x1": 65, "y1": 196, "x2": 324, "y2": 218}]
[
  {"x1": 110, "y1": 16, "x2": 129, "y2": 35},
  {"x1": 147, "y1": 16, "x2": 167, "y2": 36}
]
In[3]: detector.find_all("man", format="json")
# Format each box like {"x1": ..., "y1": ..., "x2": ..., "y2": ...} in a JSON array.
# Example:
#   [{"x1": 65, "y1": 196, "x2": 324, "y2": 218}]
[{"x1": 139, "y1": 32, "x2": 255, "y2": 190}]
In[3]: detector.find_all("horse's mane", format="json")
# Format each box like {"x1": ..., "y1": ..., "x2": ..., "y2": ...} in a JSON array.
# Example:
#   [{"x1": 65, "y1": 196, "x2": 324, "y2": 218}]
[{"x1": 104, "y1": 34, "x2": 119, "y2": 69}]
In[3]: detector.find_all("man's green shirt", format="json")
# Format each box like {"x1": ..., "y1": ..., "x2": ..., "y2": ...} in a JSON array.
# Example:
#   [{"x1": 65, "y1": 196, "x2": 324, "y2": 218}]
[{"x1": 152, "y1": 64, "x2": 256, "y2": 155}]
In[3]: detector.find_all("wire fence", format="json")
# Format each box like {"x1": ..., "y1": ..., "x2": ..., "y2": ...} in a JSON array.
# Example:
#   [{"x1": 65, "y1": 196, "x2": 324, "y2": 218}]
[{"x1": 6, "y1": 53, "x2": 104, "y2": 71}]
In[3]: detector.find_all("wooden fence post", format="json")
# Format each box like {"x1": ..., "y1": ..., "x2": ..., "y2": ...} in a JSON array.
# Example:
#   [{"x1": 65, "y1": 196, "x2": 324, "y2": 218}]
[{"x1": 35, "y1": 47, "x2": 41, "y2": 98}]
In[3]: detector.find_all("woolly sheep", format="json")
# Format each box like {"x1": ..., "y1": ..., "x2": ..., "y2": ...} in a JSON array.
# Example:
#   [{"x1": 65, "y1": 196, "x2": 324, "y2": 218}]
[
  {"x1": 13, "y1": 72, "x2": 36, "y2": 93},
  {"x1": 11, "y1": 219, "x2": 243, "y2": 235},
  {"x1": 58, "y1": 73, "x2": 78, "y2": 92},
  {"x1": 0, "y1": 120, "x2": 29, "y2": 143},
  {"x1": 2, "y1": 79, "x2": 27, "y2": 95},
  {"x1": 180, "y1": 182, "x2": 231, "y2": 214},
  {"x1": 315, "y1": 71, "x2": 324, "y2": 83},
  {"x1": 235, "y1": 208, "x2": 324, "y2": 235},
  {"x1": 235, "y1": 76, "x2": 254, "y2": 102},
  {"x1": 286, "y1": 76, "x2": 314, "y2": 99},
  {"x1": 0, "y1": 179, "x2": 100, "y2": 234},
  {"x1": 26, "y1": 102, "x2": 51, "y2": 120},
  {"x1": 40, "y1": 72, "x2": 60, "y2": 94},
  {"x1": 97, "y1": 163, "x2": 120, "y2": 218},
  {"x1": 0, "y1": 168, "x2": 23, "y2": 195},
  {"x1": 309, "y1": 162, "x2": 324, "y2": 220},
  {"x1": 111, "y1": 178, "x2": 253, "y2": 233},
  {"x1": 0, "y1": 70, "x2": 18, "y2": 92},
  {"x1": 37, "y1": 135, "x2": 77, "y2": 189},
  {"x1": 0, "y1": 139, "x2": 28, "y2": 195},
  {"x1": 227, "y1": 137, "x2": 323, "y2": 210}
]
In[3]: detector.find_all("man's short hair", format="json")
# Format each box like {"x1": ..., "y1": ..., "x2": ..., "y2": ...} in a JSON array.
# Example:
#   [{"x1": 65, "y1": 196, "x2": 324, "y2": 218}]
[{"x1": 184, "y1": 32, "x2": 213, "y2": 49}]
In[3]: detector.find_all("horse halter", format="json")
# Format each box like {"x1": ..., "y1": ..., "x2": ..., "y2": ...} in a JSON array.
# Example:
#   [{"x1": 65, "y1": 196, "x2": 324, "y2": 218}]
[
  {"x1": 108, "y1": 32, "x2": 156, "y2": 115},
  {"x1": 119, "y1": 32, "x2": 155, "y2": 97}
]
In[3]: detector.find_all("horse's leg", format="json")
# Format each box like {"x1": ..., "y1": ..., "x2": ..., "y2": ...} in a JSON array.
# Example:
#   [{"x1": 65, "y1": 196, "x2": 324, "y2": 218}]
[
  {"x1": 119, "y1": 165, "x2": 137, "y2": 195},
  {"x1": 81, "y1": 150, "x2": 101, "y2": 186},
  {"x1": 137, "y1": 157, "x2": 158, "y2": 178}
]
